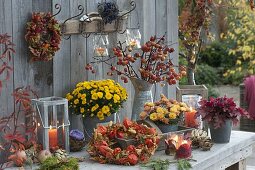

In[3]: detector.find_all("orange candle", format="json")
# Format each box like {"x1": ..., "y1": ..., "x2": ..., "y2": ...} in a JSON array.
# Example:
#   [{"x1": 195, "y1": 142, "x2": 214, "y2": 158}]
[
  {"x1": 49, "y1": 127, "x2": 58, "y2": 148},
  {"x1": 185, "y1": 108, "x2": 198, "y2": 128}
]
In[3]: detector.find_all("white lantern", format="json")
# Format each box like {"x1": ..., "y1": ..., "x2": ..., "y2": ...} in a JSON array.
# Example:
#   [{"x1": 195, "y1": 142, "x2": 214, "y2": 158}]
[
  {"x1": 126, "y1": 28, "x2": 141, "y2": 49},
  {"x1": 32, "y1": 97, "x2": 70, "y2": 153},
  {"x1": 93, "y1": 34, "x2": 109, "y2": 57}
]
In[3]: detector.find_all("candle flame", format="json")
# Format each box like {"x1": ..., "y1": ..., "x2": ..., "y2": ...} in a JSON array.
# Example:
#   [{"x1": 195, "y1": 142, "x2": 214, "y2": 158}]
[
  {"x1": 49, "y1": 125, "x2": 52, "y2": 129},
  {"x1": 189, "y1": 107, "x2": 193, "y2": 111},
  {"x1": 172, "y1": 135, "x2": 178, "y2": 141},
  {"x1": 182, "y1": 140, "x2": 188, "y2": 144},
  {"x1": 129, "y1": 40, "x2": 137, "y2": 46},
  {"x1": 37, "y1": 123, "x2": 40, "y2": 127}
]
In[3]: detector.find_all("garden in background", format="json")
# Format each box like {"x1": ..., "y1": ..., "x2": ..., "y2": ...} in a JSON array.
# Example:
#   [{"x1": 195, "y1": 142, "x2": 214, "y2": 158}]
[{"x1": 179, "y1": 0, "x2": 255, "y2": 99}]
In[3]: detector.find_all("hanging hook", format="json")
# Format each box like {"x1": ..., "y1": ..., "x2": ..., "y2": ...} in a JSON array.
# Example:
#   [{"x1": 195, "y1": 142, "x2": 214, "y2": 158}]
[
  {"x1": 51, "y1": 4, "x2": 61, "y2": 18},
  {"x1": 62, "y1": 5, "x2": 85, "y2": 40},
  {"x1": 118, "y1": 1, "x2": 136, "y2": 18},
  {"x1": 63, "y1": 5, "x2": 85, "y2": 24}
]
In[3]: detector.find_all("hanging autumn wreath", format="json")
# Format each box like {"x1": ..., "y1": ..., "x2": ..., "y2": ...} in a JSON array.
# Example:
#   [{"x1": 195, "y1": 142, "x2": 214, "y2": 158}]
[
  {"x1": 25, "y1": 12, "x2": 61, "y2": 62},
  {"x1": 87, "y1": 118, "x2": 160, "y2": 165}
]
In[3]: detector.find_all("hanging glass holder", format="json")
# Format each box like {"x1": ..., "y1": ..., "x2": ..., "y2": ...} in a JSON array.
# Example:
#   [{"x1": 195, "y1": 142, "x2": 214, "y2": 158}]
[
  {"x1": 125, "y1": 7, "x2": 141, "y2": 49},
  {"x1": 93, "y1": 33, "x2": 109, "y2": 57}
]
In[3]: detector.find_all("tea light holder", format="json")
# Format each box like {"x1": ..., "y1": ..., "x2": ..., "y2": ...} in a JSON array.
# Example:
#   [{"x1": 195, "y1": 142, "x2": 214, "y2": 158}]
[
  {"x1": 165, "y1": 132, "x2": 192, "y2": 158},
  {"x1": 93, "y1": 33, "x2": 109, "y2": 57},
  {"x1": 126, "y1": 28, "x2": 141, "y2": 49},
  {"x1": 32, "y1": 97, "x2": 70, "y2": 153}
]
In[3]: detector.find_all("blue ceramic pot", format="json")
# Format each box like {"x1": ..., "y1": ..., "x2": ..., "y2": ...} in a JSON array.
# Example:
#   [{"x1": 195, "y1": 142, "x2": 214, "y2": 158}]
[{"x1": 209, "y1": 119, "x2": 232, "y2": 143}]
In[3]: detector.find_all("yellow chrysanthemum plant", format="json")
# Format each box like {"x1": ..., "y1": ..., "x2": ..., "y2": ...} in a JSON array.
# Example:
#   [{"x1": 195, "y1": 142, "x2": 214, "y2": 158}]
[
  {"x1": 140, "y1": 94, "x2": 191, "y2": 125},
  {"x1": 66, "y1": 79, "x2": 128, "y2": 120}
]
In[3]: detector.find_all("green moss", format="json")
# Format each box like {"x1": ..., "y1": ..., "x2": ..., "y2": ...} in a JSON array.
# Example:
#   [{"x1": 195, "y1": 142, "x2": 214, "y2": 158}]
[{"x1": 37, "y1": 157, "x2": 79, "y2": 170}]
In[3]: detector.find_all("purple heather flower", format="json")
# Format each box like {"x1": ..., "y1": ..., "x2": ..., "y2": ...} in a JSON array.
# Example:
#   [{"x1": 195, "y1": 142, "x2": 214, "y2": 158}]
[{"x1": 70, "y1": 129, "x2": 84, "y2": 140}]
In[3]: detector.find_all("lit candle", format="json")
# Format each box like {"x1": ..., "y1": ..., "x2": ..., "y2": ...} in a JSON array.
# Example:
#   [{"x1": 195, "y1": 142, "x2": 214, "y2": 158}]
[
  {"x1": 95, "y1": 47, "x2": 106, "y2": 56},
  {"x1": 49, "y1": 126, "x2": 58, "y2": 148},
  {"x1": 185, "y1": 107, "x2": 198, "y2": 128},
  {"x1": 129, "y1": 39, "x2": 137, "y2": 47}
]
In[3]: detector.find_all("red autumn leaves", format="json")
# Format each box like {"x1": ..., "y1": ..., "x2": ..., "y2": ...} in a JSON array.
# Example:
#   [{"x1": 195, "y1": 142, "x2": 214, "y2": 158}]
[
  {"x1": 87, "y1": 118, "x2": 160, "y2": 165},
  {"x1": 25, "y1": 12, "x2": 61, "y2": 61}
]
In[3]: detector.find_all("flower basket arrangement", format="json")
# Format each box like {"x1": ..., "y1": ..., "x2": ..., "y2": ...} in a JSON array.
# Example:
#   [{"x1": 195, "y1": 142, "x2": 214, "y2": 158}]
[
  {"x1": 25, "y1": 12, "x2": 61, "y2": 62},
  {"x1": 140, "y1": 94, "x2": 191, "y2": 133},
  {"x1": 87, "y1": 118, "x2": 160, "y2": 165},
  {"x1": 197, "y1": 96, "x2": 249, "y2": 143},
  {"x1": 66, "y1": 79, "x2": 127, "y2": 120}
]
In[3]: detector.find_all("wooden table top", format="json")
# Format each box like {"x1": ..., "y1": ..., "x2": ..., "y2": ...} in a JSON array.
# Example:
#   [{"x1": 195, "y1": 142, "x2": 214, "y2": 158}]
[{"x1": 6, "y1": 130, "x2": 255, "y2": 170}]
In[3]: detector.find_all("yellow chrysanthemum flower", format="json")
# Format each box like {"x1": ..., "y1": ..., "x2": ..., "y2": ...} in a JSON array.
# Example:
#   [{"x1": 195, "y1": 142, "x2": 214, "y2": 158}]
[
  {"x1": 97, "y1": 111, "x2": 104, "y2": 118},
  {"x1": 91, "y1": 93, "x2": 98, "y2": 100},
  {"x1": 150, "y1": 112, "x2": 158, "y2": 121},
  {"x1": 80, "y1": 107, "x2": 85, "y2": 113},
  {"x1": 157, "y1": 112, "x2": 165, "y2": 119},
  {"x1": 156, "y1": 107, "x2": 165, "y2": 114},
  {"x1": 105, "y1": 93, "x2": 112, "y2": 100},
  {"x1": 85, "y1": 85, "x2": 92, "y2": 90},
  {"x1": 146, "y1": 102, "x2": 154, "y2": 107},
  {"x1": 66, "y1": 93, "x2": 73, "y2": 101},
  {"x1": 81, "y1": 94, "x2": 86, "y2": 100},
  {"x1": 74, "y1": 99, "x2": 79, "y2": 105},
  {"x1": 169, "y1": 112, "x2": 177, "y2": 119},
  {"x1": 115, "y1": 87, "x2": 120, "y2": 93},
  {"x1": 180, "y1": 107, "x2": 187, "y2": 112},
  {"x1": 78, "y1": 93, "x2": 82, "y2": 98},
  {"x1": 113, "y1": 94, "x2": 120, "y2": 103},
  {"x1": 68, "y1": 79, "x2": 128, "y2": 120},
  {"x1": 91, "y1": 104, "x2": 99, "y2": 112},
  {"x1": 97, "y1": 92, "x2": 103, "y2": 99},
  {"x1": 102, "y1": 106, "x2": 110, "y2": 114},
  {"x1": 170, "y1": 107, "x2": 178, "y2": 113}
]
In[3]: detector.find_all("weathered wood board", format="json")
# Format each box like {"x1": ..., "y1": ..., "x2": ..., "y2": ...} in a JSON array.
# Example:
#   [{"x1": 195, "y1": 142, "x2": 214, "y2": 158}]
[{"x1": 0, "y1": 0, "x2": 178, "y2": 132}]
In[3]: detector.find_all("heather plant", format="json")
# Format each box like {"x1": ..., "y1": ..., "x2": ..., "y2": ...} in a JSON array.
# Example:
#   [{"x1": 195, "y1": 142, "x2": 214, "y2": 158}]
[{"x1": 197, "y1": 96, "x2": 249, "y2": 128}]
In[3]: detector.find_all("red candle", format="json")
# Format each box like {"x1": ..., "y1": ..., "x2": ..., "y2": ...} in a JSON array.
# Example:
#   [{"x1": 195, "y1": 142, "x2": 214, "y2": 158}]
[
  {"x1": 185, "y1": 108, "x2": 198, "y2": 128},
  {"x1": 49, "y1": 128, "x2": 58, "y2": 148}
]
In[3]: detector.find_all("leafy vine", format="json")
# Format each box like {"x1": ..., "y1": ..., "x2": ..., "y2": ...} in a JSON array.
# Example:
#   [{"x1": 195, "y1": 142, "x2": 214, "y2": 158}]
[{"x1": 0, "y1": 33, "x2": 15, "y2": 93}]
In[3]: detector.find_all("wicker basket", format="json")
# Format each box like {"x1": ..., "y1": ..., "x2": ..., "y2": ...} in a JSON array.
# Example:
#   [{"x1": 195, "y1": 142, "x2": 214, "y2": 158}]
[
  {"x1": 70, "y1": 136, "x2": 86, "y2": 152},
  {"x1": 239, "y1": 84, "x2": 255, "y2": 132}
]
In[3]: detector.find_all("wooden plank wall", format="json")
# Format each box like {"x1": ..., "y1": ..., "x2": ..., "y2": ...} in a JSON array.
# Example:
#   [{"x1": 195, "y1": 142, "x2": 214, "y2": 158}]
[
  {"x1": 0, "y1": 0, "x2": 53, "y2": 163},
  {"x1": 0, "y1": 0, "x2": 178, "y2": 132}
]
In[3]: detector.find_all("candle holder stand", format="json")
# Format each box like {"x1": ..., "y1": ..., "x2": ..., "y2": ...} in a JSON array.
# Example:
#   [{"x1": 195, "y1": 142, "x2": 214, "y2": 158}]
[{"x1": 32, "y1": 97, "x2": 70, "y2": 153}]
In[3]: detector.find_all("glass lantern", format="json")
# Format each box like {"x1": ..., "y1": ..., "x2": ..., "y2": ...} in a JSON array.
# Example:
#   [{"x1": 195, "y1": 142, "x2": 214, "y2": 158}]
[
  {"x1": 32, "y1": 97, "x2": 70, "y2": 153},
  {"x1": 93, "y1": 34, "x2": 109, "y2": 57},
  {"x1": 126, "y1": 29, "x2": 141, "y2": 49}
]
